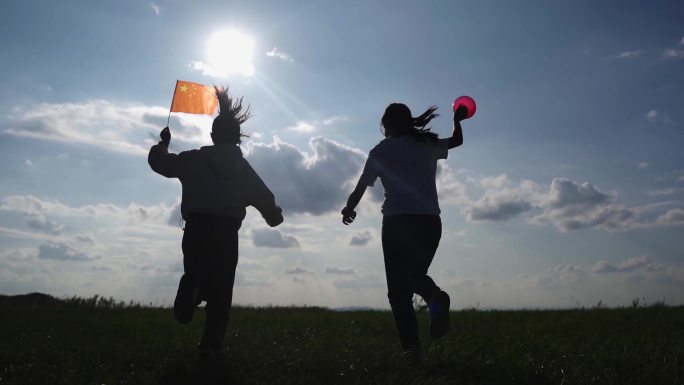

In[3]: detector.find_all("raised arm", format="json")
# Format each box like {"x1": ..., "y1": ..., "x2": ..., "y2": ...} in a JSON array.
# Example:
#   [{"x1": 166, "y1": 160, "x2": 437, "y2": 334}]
[
  {"x1": 148, "y1": 127, "x2": 184, "y2": 178},
  {"x1": 448, "y1": 106, "x2": 467, "y2": 149},
  {"x1": 341, "y1": 182, "x2": 367, "y2": 225}
]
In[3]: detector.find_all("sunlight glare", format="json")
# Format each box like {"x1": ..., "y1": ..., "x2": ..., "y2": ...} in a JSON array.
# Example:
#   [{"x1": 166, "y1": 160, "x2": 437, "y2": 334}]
[{"x1": 206, "y1": 30, "x2": 255, "y2": 77}]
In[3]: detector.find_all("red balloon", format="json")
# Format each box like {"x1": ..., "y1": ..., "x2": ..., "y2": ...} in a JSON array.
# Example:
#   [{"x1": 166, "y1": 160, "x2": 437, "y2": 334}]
[{"x1": 452, "y1": 96, "x2": 476, "y2": 119}]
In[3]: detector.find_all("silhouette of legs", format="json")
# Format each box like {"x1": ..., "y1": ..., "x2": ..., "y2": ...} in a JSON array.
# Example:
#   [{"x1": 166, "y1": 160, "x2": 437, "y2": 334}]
[
  {"x1": 382, "y1": 214, "x2": 442, "y2": 350},
  {"x1": 174, "y1": 273, "x2": 201, "y2": 324},
  {"x1": 182, "y1": 214, "x2": 241, "y2": 352}
]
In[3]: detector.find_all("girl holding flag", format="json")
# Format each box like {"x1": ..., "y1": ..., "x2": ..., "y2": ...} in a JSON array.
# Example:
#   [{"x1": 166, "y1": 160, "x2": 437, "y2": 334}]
[{"x1": 149, "y1": 83, "x2": 283, "y2": 362}]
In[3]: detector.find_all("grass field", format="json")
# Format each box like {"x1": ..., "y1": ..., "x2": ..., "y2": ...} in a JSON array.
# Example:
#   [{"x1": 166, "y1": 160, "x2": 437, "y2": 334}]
[{"x1": 1, "y1": 294, "x2": 683, "y2": 385}]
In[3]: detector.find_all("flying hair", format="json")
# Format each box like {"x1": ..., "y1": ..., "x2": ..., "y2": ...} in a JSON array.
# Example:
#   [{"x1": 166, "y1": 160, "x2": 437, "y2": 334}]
[
  {"x1": 215, "y1": 86, "x2": 251, "y2": 125},
  {"x1": 381, "y1": 103, "x2": 439, "y2": 143},
  {"x1": 212, "y1": 86, "x2": 251, "y2": 144}
]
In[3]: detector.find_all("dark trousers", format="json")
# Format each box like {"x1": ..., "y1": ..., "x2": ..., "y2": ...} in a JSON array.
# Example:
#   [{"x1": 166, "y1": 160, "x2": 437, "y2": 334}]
[
  {"x1": 382, "y1": 214, "x2": 442, "y2": 349},
  {"x1": 182, "y1": 214, "x2": 242, "y2": 351}
]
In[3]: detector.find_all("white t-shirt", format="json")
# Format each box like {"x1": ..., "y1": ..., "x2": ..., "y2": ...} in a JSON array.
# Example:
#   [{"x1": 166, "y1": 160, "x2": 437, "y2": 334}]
[{"x1": 359, "y1": 136, "x2": 449, "y2": 215}]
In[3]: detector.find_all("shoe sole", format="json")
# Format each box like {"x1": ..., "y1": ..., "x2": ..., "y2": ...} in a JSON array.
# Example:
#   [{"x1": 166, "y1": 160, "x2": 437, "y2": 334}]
[
  {"x1": 174, "y1": 274, "x2": 197, "y2": 324},
  {"x1": 429, "y1": 290, "x2": 450, "y2": 339}
]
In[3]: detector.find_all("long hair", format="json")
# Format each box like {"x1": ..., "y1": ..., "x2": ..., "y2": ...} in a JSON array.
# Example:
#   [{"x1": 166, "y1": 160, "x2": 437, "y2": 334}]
[
  {"x1": 212, "y1": 86, "x2": 251, "y2": 145},
  {"x1": 381, "y1": 103, "x2": 439, "y2": 143}
]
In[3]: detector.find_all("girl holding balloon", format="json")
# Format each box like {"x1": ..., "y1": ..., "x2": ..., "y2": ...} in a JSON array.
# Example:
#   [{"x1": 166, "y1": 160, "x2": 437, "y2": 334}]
[{"x1": 341, "y1": 97, "x2": 474, "y2": 364}]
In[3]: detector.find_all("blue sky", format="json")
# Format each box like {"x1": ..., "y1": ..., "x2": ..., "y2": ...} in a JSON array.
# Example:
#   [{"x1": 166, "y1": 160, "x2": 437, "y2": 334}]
[{"x1": 1, "y1": 0, "x2": 683, "y2": 308}]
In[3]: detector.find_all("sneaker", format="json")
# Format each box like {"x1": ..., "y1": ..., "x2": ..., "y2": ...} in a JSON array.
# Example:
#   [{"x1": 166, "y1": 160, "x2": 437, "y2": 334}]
[
  {"x1": 429, "y1": 290, "x2": 450, "y2": 339},
  {"x1": 174, "y1": 274, "x2": 200, "y2": 324}
]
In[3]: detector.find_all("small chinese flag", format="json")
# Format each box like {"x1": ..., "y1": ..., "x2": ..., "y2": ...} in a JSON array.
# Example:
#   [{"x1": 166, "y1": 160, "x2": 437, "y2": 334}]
[{"x1": 170, "y1": 80, "x2": 218, "y2": 115}]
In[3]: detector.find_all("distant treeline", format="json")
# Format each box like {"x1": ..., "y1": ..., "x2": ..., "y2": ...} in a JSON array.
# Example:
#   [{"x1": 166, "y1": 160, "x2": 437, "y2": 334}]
[
  {"x1": 0, "y1": 293, "x2": 148, "y2": 309},
  {"x1": 0, "y1": 292, "x2": 675, "y2": 311},
  {"x1": 0, "y1": 293, "x2": 334, "y2": 311}
]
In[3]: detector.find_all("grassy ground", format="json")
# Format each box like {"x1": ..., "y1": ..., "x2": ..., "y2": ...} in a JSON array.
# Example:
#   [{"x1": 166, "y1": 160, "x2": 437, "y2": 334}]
[{"x1": 0, "y1": 294, "x2": 683, "y2": 385}]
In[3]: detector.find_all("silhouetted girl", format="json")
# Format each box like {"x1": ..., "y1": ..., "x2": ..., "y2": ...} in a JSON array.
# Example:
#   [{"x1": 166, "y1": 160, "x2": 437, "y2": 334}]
[
  {"x1": 149, "y1": 87, "x2": 283, "y2": 365},
  {"x1": 342, "y1": 103, "x2": 467, "y2": 363}
]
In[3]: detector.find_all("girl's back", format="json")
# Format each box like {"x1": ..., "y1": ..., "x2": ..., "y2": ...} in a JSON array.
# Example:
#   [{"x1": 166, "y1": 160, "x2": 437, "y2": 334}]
[{"x1": 361, "y1": 136, "x2": 449, "y2": 216}]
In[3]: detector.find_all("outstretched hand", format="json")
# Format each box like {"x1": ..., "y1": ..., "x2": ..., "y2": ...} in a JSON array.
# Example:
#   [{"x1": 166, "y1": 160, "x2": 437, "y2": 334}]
[
  {"x1": 160, "y1": 127, "x2": 171, "y2": 146},
  {"x1": 453, "y1": 105, "x2": 468, "y2": 122},
  {"x1": 341, "y1": 207, "x2": 357, "y2": 225}
]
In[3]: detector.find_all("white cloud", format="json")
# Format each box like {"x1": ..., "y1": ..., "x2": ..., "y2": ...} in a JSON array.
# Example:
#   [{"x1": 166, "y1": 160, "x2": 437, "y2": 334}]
[
  {"x1": 38, "y1": 240, "x2": 97, "y2": 261},
  {"x1": 680, "y1": 36, "x2": 684, "y2": 46},
  {"x1": 26, "y1": 215, "x2": 65, "y2": 235},
  {"x1": 592, "y1": 255, "x2": 653, "y2": 273},
  {"x1": 234, "y1": 271, "x2": 271, "y2": 287},
  {"x1": 244, "y1": 136, "x2": 366, "y2": 215},
  {"x1": 4, "y1": 100, "x2": 174, "y2": 155},
  {"x1": 266, "y1": 47, "x2": 294, "y2": 62},
  {"x1": 25, "y1": 159, "x2": 34, "y2": 167},
  {"x1": 611, "y1": 50, "x2": 643, "y2": 59},
  {"x1": 466, "y1": 175, "x2": 538, "y2": 222},
  {"x1": 286, "y1": 117, "x2": 347, "y2": 134},
  {"x1": 638, "y1": 162, "x2": 649, "y2": 169},
  {"x1": 167, "y1": 203, "x2": 182, "y2": 227},
  {"x1": 518, "y1": 256, "x2": 684, "y2": 302},
  {"x1": 332, "y1": 272, "x2": 384, "y2": 289},
  {"x1": 251, "y1": 227, "x2": 300, "y2": 248},
  {"x1": 530, "y1": 178, "x2": 638, "y2": 232},
  {"x1": 149, "y1": 3, "x2": 161, "y2": 15},
  {"x1": 663, "y1": 49, "x2": 684, "y2": 60},
  {"x1": 468, "y1": 194, "x2": 531, "y2": 221},
  {"x1": 436, "y1": 163, "x2": 470, "y2": 207},
  {"x1": 322, "y1": 116, "x2": 348, "y2": 125},
  {"x1": 460, "y1": 176, "x2": 684, "y2": 232},
  {"x1": 545, "y1": 178, "x2": 612, "y2": 208},
  {"x1": 189, "y1": 61, "x2": 226, "y2": 79},
  {"x1": 645, "y1": 110, "x2": 673, "y2": 124},
  {"x1": 325, "y1": 267, "x2": 357, "y2": 275},
  {"x1": 285, "y1": 266, "x2": 312, "y2": 275},
  {"x1": 0, "y1": 195, "x2": 176, "y2": 226},
  {"x1": 34, "y1": 232, "x2": 104, "y2": 262},
  {"x1": 2, "y1": 100, "x2": 369, "y2": 218},
  {"x1": 323, "y1": 268, "x2": 382, "y2": 290},
  {"x1": 657, "y1": 208, "x2": 684, "y2": 225},
  {"x1": 525, "y1": 263, "x2": 589, "y2": 289},
  {"x1": 648, "y1": 187, "x2": 684, "y2": 197},
  {"x1": 0, "y1": 226, "x2": 53, "y2": 241},
  {"x1": 287, "y1": 121, "x2": 316, "y2": 133},
  {"x1": 349, "y1": 228, "x2": 372, "y2": 246},
  {"x1": 439, "y1": 172, "x2": 684, "y2": 232}
]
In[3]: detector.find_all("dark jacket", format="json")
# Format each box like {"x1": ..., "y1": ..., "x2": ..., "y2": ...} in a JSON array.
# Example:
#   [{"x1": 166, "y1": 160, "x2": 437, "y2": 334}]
[{"x1": 148, "y1": 143, "x2": 283, "y2": 227}]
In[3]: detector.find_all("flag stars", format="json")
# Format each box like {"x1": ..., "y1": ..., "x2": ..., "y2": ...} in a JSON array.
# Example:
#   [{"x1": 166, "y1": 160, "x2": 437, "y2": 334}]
[{"x1": 170, "y1": 80, "x2": 218, "y2": 115}]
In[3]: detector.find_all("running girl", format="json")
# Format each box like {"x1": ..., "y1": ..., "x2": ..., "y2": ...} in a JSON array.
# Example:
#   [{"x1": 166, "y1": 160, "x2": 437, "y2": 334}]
[{"x1": 341, "y1": 102, "x2": 468, "y2": 363}]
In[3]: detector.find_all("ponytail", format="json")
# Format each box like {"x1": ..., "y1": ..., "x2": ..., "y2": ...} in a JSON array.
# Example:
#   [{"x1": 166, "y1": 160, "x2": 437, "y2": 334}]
[
  {"x1": 381, "y1": 103, "x2": 439, "y2": 143},
  {"x1": 411, "y1": 106, "x2": 439, "y2": 143}
]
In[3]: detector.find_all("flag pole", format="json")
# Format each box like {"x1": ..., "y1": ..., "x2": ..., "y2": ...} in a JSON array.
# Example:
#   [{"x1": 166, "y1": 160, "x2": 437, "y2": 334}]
[{"x1": 167, "y1": 79, "x2": 178, "y2": 127}]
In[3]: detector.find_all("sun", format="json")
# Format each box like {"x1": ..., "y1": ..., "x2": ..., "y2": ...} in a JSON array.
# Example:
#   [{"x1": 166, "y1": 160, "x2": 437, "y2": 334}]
[{"x1": 206, "y1": 29, "x2": 255, "y2": 77}]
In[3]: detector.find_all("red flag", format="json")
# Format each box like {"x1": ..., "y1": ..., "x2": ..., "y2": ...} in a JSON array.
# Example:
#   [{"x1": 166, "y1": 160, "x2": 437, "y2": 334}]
[{"x1": 170, "y1": 80, "x2": 218, "y2": 115}]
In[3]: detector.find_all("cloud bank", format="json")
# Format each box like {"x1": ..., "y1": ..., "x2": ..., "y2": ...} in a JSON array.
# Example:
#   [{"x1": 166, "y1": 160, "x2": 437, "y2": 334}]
[{"x1": 244, "y1": 137, "x2": 366, "y2": 215}]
